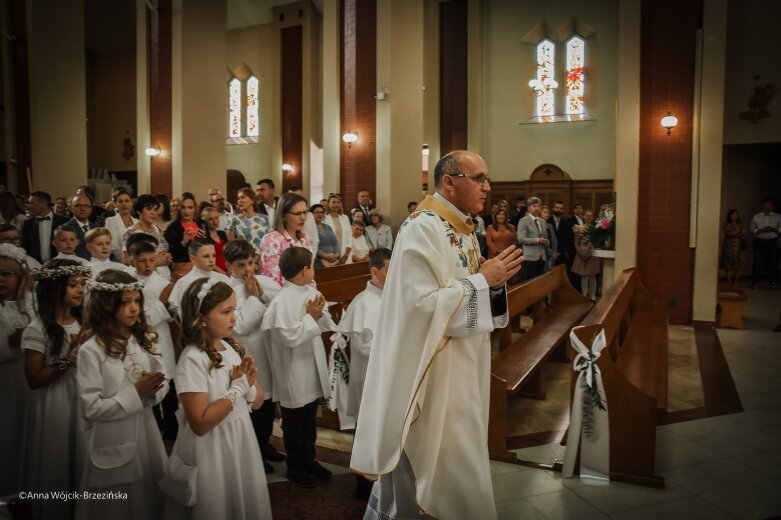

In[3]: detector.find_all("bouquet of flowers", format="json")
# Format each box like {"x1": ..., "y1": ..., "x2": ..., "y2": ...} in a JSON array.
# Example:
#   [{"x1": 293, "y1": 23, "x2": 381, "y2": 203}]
[{"x1": 584, "y1": 203, "x2": 616, "y2": 250}]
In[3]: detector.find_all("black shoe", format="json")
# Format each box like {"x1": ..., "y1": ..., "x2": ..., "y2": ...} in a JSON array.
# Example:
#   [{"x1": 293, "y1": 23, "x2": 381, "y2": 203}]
[
  {"x1": 354, "y1": 474, "x2": 373, "y2": 501},
  {"x1": 306, "y1": 461, "x2": 332, "y2": 481},
  {"x1": 286, "y1": 470, "x2": 316, "y2": 488},
  {"x1": 262, "y1": 444, "x2": 286, "y2": 462},
  {"x1": 264, "y1": 460, "x2": 274, "y2": 474}
]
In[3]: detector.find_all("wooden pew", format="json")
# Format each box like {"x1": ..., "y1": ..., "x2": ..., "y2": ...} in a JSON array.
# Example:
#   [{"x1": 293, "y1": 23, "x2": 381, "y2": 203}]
[
  {"x1": 570, "y1": 267, "x2": 668, "y2": 488},
  {"x1": 314, "y1": 261, "x2": 369, "y2": 285},
  {"x1": 488, "y1": 265, "x2": 593, "y2": 456}
]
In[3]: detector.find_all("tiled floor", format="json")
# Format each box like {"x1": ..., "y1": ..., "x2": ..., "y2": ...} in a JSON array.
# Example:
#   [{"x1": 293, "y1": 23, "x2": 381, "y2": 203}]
[{"x1": 492, "y1": 286, "x2": 781, "y2": 519}]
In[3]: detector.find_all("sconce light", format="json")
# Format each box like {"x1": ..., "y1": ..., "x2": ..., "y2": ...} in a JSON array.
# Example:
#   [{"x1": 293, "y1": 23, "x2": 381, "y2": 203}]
[
  {"x1": 342, "y1": 131, "x2": 359, "y2": 148},
  {"x1": 281, "y1": 163, "x2": 294, "y2": 172},
  {"x1": 661, "y1": 112, "x2": 678, "y2": 135},
  {"x1": 145, "y1": 147, "x2": 161, "y2": 157}
]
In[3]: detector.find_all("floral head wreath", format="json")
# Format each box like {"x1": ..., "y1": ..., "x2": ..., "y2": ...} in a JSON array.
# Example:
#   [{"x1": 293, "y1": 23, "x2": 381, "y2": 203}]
[
  {"x1": 197, "y1": 278, "x2": 218, "y2": 313},
  {"x1": 0, "y1": 243, "x2": 29, "y2": 266},
  {"x1": 87, "y1": 278, "x2": 145, "y2": 292},
  {"x1": 32, "y1": 264, "x2": 92, "y2": 281}
]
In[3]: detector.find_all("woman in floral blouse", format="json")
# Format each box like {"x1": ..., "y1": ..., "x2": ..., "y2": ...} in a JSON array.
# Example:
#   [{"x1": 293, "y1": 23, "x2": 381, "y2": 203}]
[
  {"x1": 259, "y1": 192, "x2": 314, "y2": 287},
  {"x1": 227, "y1": 188, "x2": 271, "y2": 253}
]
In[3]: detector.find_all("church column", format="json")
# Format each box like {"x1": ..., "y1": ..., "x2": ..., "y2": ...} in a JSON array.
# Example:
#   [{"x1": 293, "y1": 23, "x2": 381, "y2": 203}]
[
  {"x1": 321, "y1": 0, "x2": 340, "y2": 200},
  {"x1": 171, "y1": 0, "x2": 226, "y2": 198},
  {"x1": 376, "y1": 0, "x2": 426, "y2": 228},
  {"x1": 692, "y1": 0, "x2": 727, "y2": 322},
  {"x1": 26, "y1": 0, "x2": 88, "y2": 196}
]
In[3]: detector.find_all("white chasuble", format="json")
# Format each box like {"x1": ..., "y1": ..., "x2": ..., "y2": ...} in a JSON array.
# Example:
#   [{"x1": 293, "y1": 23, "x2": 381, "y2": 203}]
[{"x1": 351, "y1": 194, "x2": 508, "y2": 520}]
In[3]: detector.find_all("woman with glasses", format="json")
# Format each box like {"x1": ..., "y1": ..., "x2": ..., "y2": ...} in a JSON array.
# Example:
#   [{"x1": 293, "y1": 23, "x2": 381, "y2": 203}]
[
  {"x1": 259, "y1": 193, "x2": 315, "y2": 286},
  {"x1": 365, "y1": 209, "x2": 394, "y2": 251}
]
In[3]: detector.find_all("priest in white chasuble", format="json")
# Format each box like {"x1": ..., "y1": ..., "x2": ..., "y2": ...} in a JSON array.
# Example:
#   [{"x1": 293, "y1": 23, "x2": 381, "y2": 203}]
[{"x1": 351, "y1": 151, "x2": 524, "y2": 520}]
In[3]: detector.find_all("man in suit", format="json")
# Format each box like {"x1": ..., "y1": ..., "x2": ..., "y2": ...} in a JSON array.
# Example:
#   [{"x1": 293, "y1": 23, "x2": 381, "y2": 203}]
[
  {"x1": 351, "y1": 189, "x2": 374, "y2": 223},
  {"x1": 516, "y1": 197, "x2": 549, "y2": 280},
  {"x1": 549, "y1": 200, "x2": 567, "y2": 265},
  {"x1": 64, "y1": 193, "x2": 96, "y2": 260},
  {"x1": 256, "y1": 178, "x2": 278, "y2": 221},
  {"x1": 509, "y1": 197, "x2": 527, "y2": 228},
  {"x1": 20, "y1": 191, "x2": 69, "y2": 264}
]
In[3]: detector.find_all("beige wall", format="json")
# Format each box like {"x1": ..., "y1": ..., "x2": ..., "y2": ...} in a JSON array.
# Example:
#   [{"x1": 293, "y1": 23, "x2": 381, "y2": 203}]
[
  {"x1": 27, "y1": 0, "x2": 88, "y2": 197},
  {"x1": 86, "y1": 49, "x2": 137, "y2": 173},
  {"x1": 172, "y1": 0, "x2": 228, "y2": 200},
  {"x1": 482, "y1": 0, "x2": 619, "y2": 181}
]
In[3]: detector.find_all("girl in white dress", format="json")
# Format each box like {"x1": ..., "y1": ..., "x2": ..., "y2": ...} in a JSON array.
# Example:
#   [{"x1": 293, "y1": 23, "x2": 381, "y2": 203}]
[
  {"x1": 22, "y1": 259, "x2": 90, "y2": 519},
  {"x1": 0, "y1": 244, "x2": 36, "y2": 495},
  {"x1": 76, "y1": 269, "x2": 169, "y2": 520},
  {"x1": 162, "y1": 278, "x2": 271, "y2": 519}
]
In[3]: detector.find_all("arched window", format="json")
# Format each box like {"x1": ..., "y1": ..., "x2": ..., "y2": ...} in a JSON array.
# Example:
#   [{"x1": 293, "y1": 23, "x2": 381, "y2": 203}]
[
  {"x1": 528, "y1": 39, "x2": 558, "y2": 117},
  {"x1": 565, "y1": 35, "x2": 585, "y2": 115},
  {"x1": 227, "y1": 70, "x2": 260, "y2": 144}
]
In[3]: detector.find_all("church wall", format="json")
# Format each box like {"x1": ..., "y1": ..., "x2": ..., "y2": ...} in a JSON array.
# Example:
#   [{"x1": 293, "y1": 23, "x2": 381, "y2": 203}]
[
  {"x1": 482, "y1": 0, "x2": 619, "y2": 183},
  {"x1": 225, "y1": 23, "x2": 275, "y2": 188},
  {"x1": 86, "y1": 49, "x2": 137, "y2": 176},
  {"x1": 722, "y1": 0, "x2": 780, "y2": 145}
]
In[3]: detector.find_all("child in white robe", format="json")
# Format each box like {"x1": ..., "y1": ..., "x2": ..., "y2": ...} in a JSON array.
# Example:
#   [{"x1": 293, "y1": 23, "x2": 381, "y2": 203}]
[
  {"x1": 0, "y1": 244, "x2": 37, "y2": 495},
  {"x1": 162, "y1": 277, "x2": 271, "y2": 519},
  {"x1": 76, "y1": 269, "x2": 169, "y2": 520},
  {"x1": 168, "y1": 238, "x2": 230, "y2": 319},
  {"x1": 261, "y1": 246, "x2": 335, "y2": 488},
  {"x1": 52, "y1": 226, "x2": 89, "y2": 265},
  {"x1": 223, "y1": 239, "x2": 283, "y2": 474},
  {"x1": 21, "y1": 259, "x2": 90, "y2": 519},
  {"x1": 128, "y1": 238, "x2": 179, "y2": 440},
  {"x1": 85, "y1": 228, "x2": 127, "y2": 276}
]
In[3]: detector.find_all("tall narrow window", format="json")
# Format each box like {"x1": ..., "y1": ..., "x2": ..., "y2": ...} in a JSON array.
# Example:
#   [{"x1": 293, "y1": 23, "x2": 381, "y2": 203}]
[
  {"x1": 228, "y1": 78, "x2": 241, "y2": 138},
  {"x1": 246, "y1": 76, "x2": 259, "y2": 138},
  {"x1": 566, "y1": 35, "x2": 585, "y2": 115},
  {"x1": 529, "y1": 39, "x2": 558, "y2": 117}
]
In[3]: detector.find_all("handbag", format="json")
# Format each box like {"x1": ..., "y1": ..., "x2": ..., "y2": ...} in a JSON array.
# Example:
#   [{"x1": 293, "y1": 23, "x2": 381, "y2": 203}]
[{"x1": 87, "y1": 442, "x2": 143, "y2": 487}]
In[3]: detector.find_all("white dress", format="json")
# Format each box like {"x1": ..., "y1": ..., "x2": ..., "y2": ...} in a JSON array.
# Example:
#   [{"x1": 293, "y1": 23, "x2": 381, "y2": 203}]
[
  {"x1": 76, "y1": 335, "x2": 169, "y2": 520},
  {"x1": 21, "y1": 317, "x2": 85, "y2": 520},
  {"x1": 0, "y1": 297, "x2": 35, "y2": 495},
  {"x1": 164, "y1": 342, "x2": 271, "y2": 520}
]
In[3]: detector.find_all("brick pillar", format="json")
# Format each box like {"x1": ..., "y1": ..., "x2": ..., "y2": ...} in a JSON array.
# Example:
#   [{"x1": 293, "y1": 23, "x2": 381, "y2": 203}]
[{"x1": 637, "y1": 0, "x2": 701, "y2": 324}]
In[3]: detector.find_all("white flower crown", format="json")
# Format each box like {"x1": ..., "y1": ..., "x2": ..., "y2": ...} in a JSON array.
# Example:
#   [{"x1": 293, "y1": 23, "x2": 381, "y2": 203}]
[
  {"x1": 0, "y1": 244, "x2": 29, "y2": 265},
  {"x1": 87, "y1": 278, "x2": 145, "y2": 292},
  {"x1": 33, "y1": 264, "x2": 92, "y2": 280},
  {"x1": 197, "y1": 278, "x2": 218, "y2": 311}
]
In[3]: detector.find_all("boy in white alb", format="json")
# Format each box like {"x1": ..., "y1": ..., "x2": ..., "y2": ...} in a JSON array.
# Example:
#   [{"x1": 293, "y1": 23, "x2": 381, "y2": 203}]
[
  {"x1": 223, "y1": 239, "x2": 283, "y2": 473},
  {"x1": 261, "y1": 246, "x2": 334, "y2": 488},
  {"x1": 168, "y1": 238, "x2": 230, "y2": 319},
  {"x1": 336, "y1": 248, "x2": 391, "y2": 500},
  {"x1": 128, "y1": 238, "x2": 179, "y2": 440},
  {"x1": 52, "y1": 226, "x2": 89, "y2": 265},
  {"x1": 85, "y1": 228, "x2": 127, "y2": 275}
]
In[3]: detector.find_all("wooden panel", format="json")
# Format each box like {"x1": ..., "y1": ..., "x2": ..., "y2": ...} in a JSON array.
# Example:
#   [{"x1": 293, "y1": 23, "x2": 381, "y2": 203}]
[
  {"x1": 488, "y1": 179, "x2": 613, "y2": 215},
  {"x1": 439, "y1": 0, "x2": 468, "y2": 154},
  {"x1": 281, "y1": 25, "x2": 303, "y2": 192}
]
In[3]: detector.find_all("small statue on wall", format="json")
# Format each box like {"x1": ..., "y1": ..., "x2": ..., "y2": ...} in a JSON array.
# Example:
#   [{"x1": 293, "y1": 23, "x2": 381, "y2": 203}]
[
  {"x1": 739, "y1": 76, "x2": 774, "y2": 124},
  {"x1": 122, "y1": 131, "x2": 135, "y2": 160}
]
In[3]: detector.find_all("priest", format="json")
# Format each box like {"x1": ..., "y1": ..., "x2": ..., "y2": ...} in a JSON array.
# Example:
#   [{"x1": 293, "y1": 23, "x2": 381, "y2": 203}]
[{"x1": 351, "y1": 150, "x2": 523, "y2": 519}]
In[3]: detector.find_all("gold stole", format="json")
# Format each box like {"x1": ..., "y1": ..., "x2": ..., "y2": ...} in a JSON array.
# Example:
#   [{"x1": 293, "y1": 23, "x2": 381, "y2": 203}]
[{"x1": 415, "y1": 195, "x2": 481, "y2": 274}]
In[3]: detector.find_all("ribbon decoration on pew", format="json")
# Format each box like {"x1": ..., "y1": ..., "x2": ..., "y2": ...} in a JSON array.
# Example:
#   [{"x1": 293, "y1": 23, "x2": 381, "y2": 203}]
[
  {"x1": 327, "y1": 332, "x2": 356, "y2": 430},
  {"x1": 562, "y1": 326, "x2": 610, "y2": 481}
]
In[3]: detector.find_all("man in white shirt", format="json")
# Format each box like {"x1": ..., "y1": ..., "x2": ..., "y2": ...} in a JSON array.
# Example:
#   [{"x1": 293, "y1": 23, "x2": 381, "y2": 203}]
[
  {"x1": 751, "y1": 198, "x2": 781, "y2": 289},
  {"x1": 351, "y1": 150, "x2": 522, "y2": 520},
  {"x1": 208, "y1": 189, "x2": 233, "y2": 231},
  {"x1": 256, "y1": 178, "x2": 278, "y2": 222}
]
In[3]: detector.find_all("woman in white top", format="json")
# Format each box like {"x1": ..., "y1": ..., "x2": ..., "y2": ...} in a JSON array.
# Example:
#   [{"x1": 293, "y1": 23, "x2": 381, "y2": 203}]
[
  {"x1": 22, "y1": 259, "x2": 90, "y2": 520},
  {"x1": 0, "y1": 244, "x2": 36, "y2": 495},
  {"x1": 323, "y1": 194, "x2": 351, "y2": 261},
  {"x1": 104, "y1": 188, "x2": 138, "y2": 262},
  {"x1": 76, "y1": 269, "x2": 169, "y2": 520},
  {"x1": 162, "y1": 278, "x2": 270, "y2": 519}
]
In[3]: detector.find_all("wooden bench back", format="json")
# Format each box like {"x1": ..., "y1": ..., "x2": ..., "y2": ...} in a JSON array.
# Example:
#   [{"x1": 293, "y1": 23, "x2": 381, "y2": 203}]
[{"x1": 315, "y1": 261, "x2": 370, "y2": 285}]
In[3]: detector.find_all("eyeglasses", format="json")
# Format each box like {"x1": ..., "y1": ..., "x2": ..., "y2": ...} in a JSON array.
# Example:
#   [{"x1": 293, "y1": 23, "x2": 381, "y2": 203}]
[{"x1": 448, "y1": 172, "x2": 491, "y2": 185}]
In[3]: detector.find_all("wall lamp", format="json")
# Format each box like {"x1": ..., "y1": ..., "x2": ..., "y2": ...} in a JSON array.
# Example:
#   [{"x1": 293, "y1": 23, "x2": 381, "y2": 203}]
[
  {"x1": 661, "y1": 112, "x2": 678, "y2": 135},
  {"x1": 281, "y1": 163, "x2": 294, "y2": 172},
  {"x1": 342, "y1": 131, "x2": 359, "y2": 148},
  {"x1": 145, "y1": 147, "x2": 162, "y2": 157}
]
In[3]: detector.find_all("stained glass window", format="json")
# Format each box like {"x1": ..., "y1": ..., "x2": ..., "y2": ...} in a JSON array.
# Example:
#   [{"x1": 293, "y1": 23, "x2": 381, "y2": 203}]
[
  {"x1": 246, "y1": 76, "x2": 259, "y2": 137},
  {"x1": 228, "y1": 78, "x2": 241, "y2": 138},
  {"x1": 528, "y1": 39, "x2": 558, "y2": 117},
  {"x1": 566, "y1": 36, "x2": 585, "y2": 115}
]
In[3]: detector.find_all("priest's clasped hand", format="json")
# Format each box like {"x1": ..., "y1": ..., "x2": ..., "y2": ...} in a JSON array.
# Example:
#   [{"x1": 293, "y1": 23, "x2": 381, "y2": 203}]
[{"x1": 478, "y1": 245, "x2": 523, "y2": 289}]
